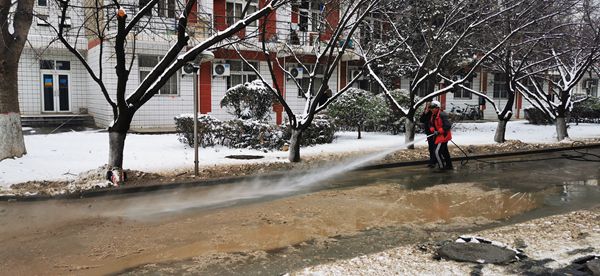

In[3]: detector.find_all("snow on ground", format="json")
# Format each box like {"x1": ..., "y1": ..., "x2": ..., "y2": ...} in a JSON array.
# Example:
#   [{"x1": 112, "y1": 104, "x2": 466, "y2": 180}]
[{"x1": 1, "y1": 121, "x2": 599, "y2": 187}]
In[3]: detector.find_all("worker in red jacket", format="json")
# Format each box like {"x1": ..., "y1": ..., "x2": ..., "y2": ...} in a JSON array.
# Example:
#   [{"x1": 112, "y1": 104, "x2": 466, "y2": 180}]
[{"x1": 429, "y1": 100, "x2": 453, "y2": 170}]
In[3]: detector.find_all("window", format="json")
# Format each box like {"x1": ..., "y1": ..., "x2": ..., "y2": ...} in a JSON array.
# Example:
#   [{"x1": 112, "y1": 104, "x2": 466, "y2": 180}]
[
  {"x1": 493, "y1": 73, "x2": 508, "y2": 98},
  {"x1": 360, "y1": 12, "x2": 384, "y2": 44},
  {"x1": 349, "y1": 68, "x2": 380, "y2": 94},
  {"x1": 59, "y1": 17, "x2": 71, "y2": 28},
  {"x1": 139, "y1": 0, "x2": 152, "y2": 16},
  {"x1": 159, "y1": 0, "x2": 176, "y2": 18},
  {"x1": 226, "y1": 0, "x2": 258, "y2": 27},
  {"x1": 38, "y1": 0, "x2": 46, "y2": 6},
  {"x1": 297, "y1": 64, "x2": 324, "y2": 97},
  {"x1": 138, "y1": 55, "x2": 178, "y2": 95},
  {"x1": 413, "y1": 79, "x2": 435, "y2": 97},
  {"x1": 298, "y1": 0, "x2": 323, "y2": 32},
  {"x1": 226, "y1": 60, "x2": 259, "y2": 90},
  {"x1": 584, "y1": 79, "x2": 598, "y2": 97},
  {"x1": 522, "y1": 77, "x2": 537, "y2": 93},
  {"x1": 56, "y1": 61, "x2": 71, "y2": 70},
  {"x1": 37, "y1": 14, "x2": 49, "y2": 26},
  {"x1": 40, "y1": 60, "x2": 54, "y2": 69},
  {"x1": 40, "y1": 60, "x2": 70, "y2": 70},
  {"x1": 453, "y1": 81, "x2": 472, "y2": 99}
]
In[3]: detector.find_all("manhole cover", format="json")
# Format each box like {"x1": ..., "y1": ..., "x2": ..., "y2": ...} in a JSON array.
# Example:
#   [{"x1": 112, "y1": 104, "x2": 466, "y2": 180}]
[
  {"x1": 437, "y1": 236, "x2": 524, "y2": 264},
  {"x1": 225, "y1": 155, "x2": 264, "y2": 160}
]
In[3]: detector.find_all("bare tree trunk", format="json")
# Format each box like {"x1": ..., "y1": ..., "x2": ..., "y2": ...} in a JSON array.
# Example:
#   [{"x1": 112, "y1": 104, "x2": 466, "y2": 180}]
[
  {"x1": 404, "y1": 119, "x2": 416, "y2": 149},
  {"x1": 555, "y1": 116, "x2": 569, "y2": 141},
  {"x1": 108, "y1": 131, "x2": 127, "y2": 168},
  {"x1": 357, "y1": 124, "x2": 362, "y2": 139},
  {"x1": 494, "y1": 120, "x2": 508, "y2": 143},
  {"x1": 288, "y1": 128, "x2": 302, "y2": 162},
  {"x1": 0, "y1": 65, "x2": 26, "y2": 161},
  {"x1": 107, "y1": 113, "x2": 134, "y2": 169},
  {"x1": 0, "y1": 0, "x2": 33, "y2": 161}
]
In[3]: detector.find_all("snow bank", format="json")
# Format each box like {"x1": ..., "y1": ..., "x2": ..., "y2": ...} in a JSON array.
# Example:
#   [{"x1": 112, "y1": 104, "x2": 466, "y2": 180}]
[{"x1": 1, "y1": 121, "x2": 599, "y2": 187}]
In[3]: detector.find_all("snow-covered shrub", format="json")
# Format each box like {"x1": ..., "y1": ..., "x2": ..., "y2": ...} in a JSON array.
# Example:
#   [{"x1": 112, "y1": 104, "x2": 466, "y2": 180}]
[
  {"x1": 524, "y1": 107, "x2": 553, "y2": 125},
  {"x1": 327, "y1": 88, "x2": 386, "y2": 137},
  {"x1": 570, "y1": 97, "x2": 600, "y2": 124},
  {"x1": 175, "y1": 115, "x2": 286, "y2": 150},
  {"x1": 220, "y1": 119, "x2": 286, "y2": 150},
  {"x1": 220, "y1": 80, "x2": 273, "y2": 121},
  {"x1": 283, "y1": 115, "x2": 335, "y2": 146},
  {"x1": 174, "y1": 114, "x2": 222, "y2": 147}
]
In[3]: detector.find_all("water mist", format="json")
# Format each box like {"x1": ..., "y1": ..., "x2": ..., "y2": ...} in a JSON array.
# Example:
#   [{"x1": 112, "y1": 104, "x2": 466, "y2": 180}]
[{"x1": 116, "y1": 136, "x2": 430, "y2": 218}]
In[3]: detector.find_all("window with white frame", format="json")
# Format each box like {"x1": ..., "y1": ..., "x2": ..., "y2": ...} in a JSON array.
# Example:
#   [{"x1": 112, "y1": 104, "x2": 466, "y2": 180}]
[
  {"x1": 38, "y1": 0, "x2": 47, "y2": 6},
  {"x1": 59, "y1": 16, "x2": 72, "y2": 28},
  {"x1": 453, "y1": 81, "x2": 472, "y2": 99},
  {"x1": 139, "y1": 0, "x2": 176, "y2": 18},
  {"x1": 493, "y1": 73, "x2": 508, "y2": 98},
  {"x1": 298, "y1": 64, "x2": 324, "y2": 97},
  {"x1": 359, "y1": 12, "x2": 384, "y2": 44},
  {"x1": 226, "y1": 0, "x2": 258, "y2": 27},
  {"x1": 40, "y1": 60, "x2": 71, "y2": 70},
  {"x1": 298, "y1": 0, "x2": 323, "y2": 32},
  {"x1": 349, "y1": 67, "x2": 380, "y2": 94},
  {"x1": 159, "y1": 0, "x2": 176, "y2": 18},
  {"x1": 584, "y1": 79, "x2": 598, "y2": 97},
  {"x1": 413, "y1": 79, "x2": 435, "y2": 98},
  {"x1": 37, "y1": 14, "x2": 50, "y2": 26},
  {"x1": 138, "y1": 55, "x2": 178, "y2": 95},
  {"x1": 522, "y1": 77, "x2": 537, "y2": 94},
  {"x1": 226, "y1": 60, "x2": 259, "y2": 90}
]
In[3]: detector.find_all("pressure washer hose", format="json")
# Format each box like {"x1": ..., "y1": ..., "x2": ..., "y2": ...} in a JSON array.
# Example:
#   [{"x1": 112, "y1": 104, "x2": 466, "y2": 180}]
[{"x1": 448, "y1": 136, "x2": 600, "y2": 166}]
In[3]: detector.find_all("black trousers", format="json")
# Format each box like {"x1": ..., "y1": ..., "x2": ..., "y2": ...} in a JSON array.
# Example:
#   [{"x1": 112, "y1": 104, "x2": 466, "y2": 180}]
[
  {"x1": 427, "y1": 136, "x2": 436, "y2": 165},
  {"x1": 434, "y1": 142, "x2": 453, "y2": 169}
]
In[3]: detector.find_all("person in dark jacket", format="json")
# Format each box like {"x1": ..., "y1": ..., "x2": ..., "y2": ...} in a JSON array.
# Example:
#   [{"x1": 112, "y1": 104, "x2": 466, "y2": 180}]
[
  {"x1": 419, "y1": 102, "x2": 436, "y2": 168},
  {"x1": 429, "y1": 100, "x2": 453, "y2": 170}
]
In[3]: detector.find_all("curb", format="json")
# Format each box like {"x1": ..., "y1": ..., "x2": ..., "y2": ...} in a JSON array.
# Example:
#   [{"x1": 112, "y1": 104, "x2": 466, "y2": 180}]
[{"x1": 3, "y1": 143, "x2": 600, "y2": 202}]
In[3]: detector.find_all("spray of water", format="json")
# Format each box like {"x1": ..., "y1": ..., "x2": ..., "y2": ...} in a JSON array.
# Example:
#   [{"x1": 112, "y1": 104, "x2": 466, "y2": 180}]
[{"x1": 116, "y1": 136, "x2": 429, "y2": 218}]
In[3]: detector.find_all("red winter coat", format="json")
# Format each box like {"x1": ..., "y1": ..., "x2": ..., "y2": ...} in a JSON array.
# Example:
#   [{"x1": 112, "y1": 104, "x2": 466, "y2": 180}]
[{"x1": 429, "y1": 110, "x2": 452, "y2": 144}]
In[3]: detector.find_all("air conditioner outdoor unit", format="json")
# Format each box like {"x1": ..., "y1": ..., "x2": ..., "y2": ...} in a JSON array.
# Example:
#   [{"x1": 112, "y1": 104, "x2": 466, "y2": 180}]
[
  {"x1": 181, "y1": 64, "x2": 197, "y2": 76},
  {"x1": 351, "y1": 69, "x2": 363, "y2": 80},
  {"x1": 289, "y1": 67, "x2": 304, "y2": 79},
  {"x1": 213, "y1": 63, "x2": 230, "y2": 77}
]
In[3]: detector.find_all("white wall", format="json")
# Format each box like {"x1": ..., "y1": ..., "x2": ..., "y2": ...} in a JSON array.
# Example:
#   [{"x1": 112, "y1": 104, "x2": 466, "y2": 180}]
[{"x1": 18, "y1": 48, "x2": 89, "y2": 116}]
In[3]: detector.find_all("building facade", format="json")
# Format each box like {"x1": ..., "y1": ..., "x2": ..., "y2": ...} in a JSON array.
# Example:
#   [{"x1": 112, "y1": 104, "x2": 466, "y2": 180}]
[{"x1": 17, "y1": 0, "x2": 600, "y2": 130}]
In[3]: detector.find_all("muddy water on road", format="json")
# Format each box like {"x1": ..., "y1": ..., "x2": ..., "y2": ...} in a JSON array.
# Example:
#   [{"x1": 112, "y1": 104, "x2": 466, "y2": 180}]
[{"x1": 0, "y1": 150, "x2": 599, "y2": 275}]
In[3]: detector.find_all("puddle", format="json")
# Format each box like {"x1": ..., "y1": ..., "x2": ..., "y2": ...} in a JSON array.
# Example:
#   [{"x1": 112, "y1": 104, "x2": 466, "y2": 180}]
[{"x1": 2, "y1": 149, "x2": 600, "y2": 276}]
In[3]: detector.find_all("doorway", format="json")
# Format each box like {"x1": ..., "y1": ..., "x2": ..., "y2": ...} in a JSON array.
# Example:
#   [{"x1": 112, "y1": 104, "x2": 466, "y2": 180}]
[{"x1": 42, "y1": 73, "x2": 70, "y2": 112}]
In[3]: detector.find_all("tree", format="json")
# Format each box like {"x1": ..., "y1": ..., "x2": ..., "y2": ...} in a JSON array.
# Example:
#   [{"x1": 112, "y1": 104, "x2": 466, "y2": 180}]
[
  {"x1": 0, "y1": 0, "x2": 34, "y2": 161},
  {"x1": 516, "y1": 0, "x2": 600, "y2": 140},
  {"x1": 364, "y1": 0, "x2": 565, "y2": 147},
  {"x1": 328, "y1": 88, "x2": 385, "y2": 139},
  {"x1": 457, "y1": 0, "x2": 574, "y2": 143},
  {"x1": 364, "y1": 0, "x2": 525, "y2": 149},
  {"x1": 233, "y1": 0, "x2": 382, "y2": 162},
  {"x1": 52, "y1": 0, "x2": 284, "y2": 173}
]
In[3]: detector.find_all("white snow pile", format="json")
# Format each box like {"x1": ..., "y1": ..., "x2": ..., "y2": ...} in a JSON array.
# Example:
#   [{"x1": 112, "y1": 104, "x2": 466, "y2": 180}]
[
  {"x1": 64, "y1": 165, "x2": 114, "y2": 192},
  {"x1": 1, "y1": 121, "x2": 600, "y2": 191}
]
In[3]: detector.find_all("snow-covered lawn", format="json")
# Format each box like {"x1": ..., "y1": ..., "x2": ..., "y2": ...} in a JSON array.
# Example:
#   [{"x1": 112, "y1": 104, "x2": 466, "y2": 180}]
[{"x1": 1, "y1": 121, "x2": 599, "y2": 188}]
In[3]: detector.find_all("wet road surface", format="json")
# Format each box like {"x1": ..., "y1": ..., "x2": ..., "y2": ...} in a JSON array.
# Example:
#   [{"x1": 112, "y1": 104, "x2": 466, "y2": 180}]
[{"x1": 0, "y1": 148, "x2": 599, "y2": 275}]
